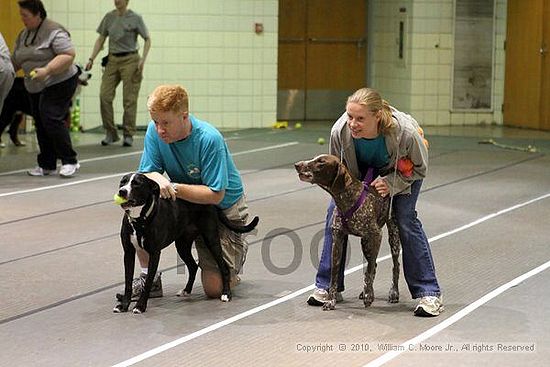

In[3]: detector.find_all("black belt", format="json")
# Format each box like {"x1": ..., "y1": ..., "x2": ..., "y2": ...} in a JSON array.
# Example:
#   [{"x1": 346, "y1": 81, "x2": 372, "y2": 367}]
[{"x1": 111, "y1": 51, "x2": 138, "y2": 57}]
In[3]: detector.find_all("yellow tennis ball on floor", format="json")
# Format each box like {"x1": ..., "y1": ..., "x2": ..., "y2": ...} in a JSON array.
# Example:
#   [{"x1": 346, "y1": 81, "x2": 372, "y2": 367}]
[
  {"x1": 113, "y1": 194, "x2": 127, "y2": 205},
  {"x1": 294, "y1": 122, "x2": 302, "y2": 129},
  {"x1": 317, "y1": 137, "x2": 325, "y2": 145}
]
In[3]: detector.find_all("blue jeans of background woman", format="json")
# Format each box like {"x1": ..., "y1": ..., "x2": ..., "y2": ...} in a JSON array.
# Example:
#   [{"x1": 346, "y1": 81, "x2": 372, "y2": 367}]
[{"x1": 315, "y1": 179, "x2": 441, "y2": 298}]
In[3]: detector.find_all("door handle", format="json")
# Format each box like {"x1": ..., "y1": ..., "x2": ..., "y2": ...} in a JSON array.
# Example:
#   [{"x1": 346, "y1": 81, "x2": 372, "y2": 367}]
[
  {"x1": 309, "y1": 37, "x2": 365, "y2": 47},
  {"x1": 279, "y1": 38, "x2": 306, "y2": 43},
  {"x1": 308, "y1": 37, "x2": 366, "y2": 58}
]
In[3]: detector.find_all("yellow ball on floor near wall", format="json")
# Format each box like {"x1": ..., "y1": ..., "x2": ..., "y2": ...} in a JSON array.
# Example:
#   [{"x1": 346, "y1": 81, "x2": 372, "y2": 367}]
[
  {"x1": 317, "y1": 137, "x2": 325, "y2": 145},
  {"x1": 273, "y1": 121, "x2": 288, "y2": 129}
]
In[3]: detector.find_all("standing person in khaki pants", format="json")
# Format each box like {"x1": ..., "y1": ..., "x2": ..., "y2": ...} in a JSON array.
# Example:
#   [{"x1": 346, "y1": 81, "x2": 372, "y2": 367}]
[{"x1": 85, "y1": 0, "x2": 151, "y2": 147}]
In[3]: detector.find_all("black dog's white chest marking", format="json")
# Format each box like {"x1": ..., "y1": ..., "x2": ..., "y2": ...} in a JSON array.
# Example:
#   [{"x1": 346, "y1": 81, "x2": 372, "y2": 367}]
[
  {"x1": 127, "y1": 221, "x2": 143, "y2": 250},
  {"x1": 122, "y1": 173, "x2": 152, "y2": 250}
]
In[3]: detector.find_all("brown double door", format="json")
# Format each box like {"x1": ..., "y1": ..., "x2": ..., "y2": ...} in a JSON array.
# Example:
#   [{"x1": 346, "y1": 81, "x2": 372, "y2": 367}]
[
  {"x1": 277, "y1": 0, "x2": 367, "y2": 121},
  {"x1": 504, "y1": 0, "x2": 550, "y2": 130},
  {"x1": 0, "y1": 0, "x2": 23, "y2": 53}
]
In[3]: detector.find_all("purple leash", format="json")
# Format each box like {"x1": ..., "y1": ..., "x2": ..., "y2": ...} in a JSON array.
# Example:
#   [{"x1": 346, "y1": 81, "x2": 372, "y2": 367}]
[{"x1": 337, "y1": 167, "x2": 374, "y2": 229}]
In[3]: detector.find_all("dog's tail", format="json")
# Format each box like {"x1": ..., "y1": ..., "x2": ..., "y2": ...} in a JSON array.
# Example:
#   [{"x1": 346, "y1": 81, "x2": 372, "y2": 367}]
[{"x1": 217, "y1": 210, "x2": 259, "y2": 233}]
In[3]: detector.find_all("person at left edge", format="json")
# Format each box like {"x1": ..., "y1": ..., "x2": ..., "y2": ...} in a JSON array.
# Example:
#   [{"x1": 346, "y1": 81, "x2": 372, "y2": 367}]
[
  {"x1": 12, "y1": 0, "x2": 80, "y2": 177},
  {"x1": 0, "y1": 32, "x2": 16, "y2": 148}
]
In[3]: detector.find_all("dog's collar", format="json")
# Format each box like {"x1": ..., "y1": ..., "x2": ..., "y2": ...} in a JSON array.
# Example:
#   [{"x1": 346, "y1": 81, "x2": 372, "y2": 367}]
[
  {"x1": 337, "y1": 167, "x2": 375, "y2": 228},
  {"x1": 143, "y1": 199, "x2": 156, "y2": 219},
  {"x1": 127, "y1": 198, "x2": 156, "y2": 222}
]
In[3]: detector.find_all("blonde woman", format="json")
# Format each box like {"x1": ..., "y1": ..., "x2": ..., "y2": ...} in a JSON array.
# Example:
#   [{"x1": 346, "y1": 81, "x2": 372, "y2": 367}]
[{"x1": 307, "y1": 87, "x2": 443, "y2": 317}]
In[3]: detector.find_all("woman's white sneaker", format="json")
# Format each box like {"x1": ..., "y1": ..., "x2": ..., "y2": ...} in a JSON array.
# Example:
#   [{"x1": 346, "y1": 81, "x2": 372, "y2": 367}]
[
  {"x1": 414, "y1": 296, "x2": 444, "y2": 317},
  {"x1": 27, "y1": 166, "x2": 56, "y2": 176},
  {"x1": 59, "y1": 163, "x2": 80, "y2": 177},
  {"x1": 307, "y1": 288, "x2": 343, "y2": 306}
]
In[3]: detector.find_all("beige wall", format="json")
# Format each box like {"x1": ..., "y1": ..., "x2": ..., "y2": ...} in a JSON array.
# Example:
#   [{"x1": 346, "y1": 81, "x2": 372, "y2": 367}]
[
  {"x1": 42, "y1": 0, "x2": 278, "y2": 130},
  {"x1": 7, "y1": 0, "x2": 509, "y2": 129}
]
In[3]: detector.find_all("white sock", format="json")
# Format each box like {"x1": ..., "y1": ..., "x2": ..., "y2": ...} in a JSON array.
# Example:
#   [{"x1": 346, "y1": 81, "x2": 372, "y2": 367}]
[{"x1": 141, "y1": 268, "x2": 148, "y2": 275}]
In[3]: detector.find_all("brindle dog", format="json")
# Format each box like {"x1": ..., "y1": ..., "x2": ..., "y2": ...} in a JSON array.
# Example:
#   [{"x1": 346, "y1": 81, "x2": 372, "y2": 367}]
[{"x1": 294, "y1": 154, "x2": 401, "y2": 310}]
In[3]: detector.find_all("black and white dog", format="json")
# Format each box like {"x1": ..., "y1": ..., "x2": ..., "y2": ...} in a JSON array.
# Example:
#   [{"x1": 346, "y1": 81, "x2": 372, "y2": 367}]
[{"x1": 113, "y1": 172, "x2": 259, "y2": 314}]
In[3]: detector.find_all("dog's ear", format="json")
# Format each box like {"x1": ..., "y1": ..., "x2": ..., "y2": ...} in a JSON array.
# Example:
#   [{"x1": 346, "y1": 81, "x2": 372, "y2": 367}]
[
  {"x1": 145, "y1": 175, "x2": 160, "y2": 196},
  {"x1": 119, "y1": 173, "x2": 131, "y2": 187},
  {"x1": 343, "y1": 164, "x2": 355, "y2": 188},
  {"x1": 331, "y1": 162, "x2": 348, "y2": 192}
]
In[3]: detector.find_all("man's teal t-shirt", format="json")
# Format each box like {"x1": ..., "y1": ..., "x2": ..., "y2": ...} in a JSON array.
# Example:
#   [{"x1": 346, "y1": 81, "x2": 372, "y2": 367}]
[
  {"x1": 138, "y1": 114, "x2": 244, "y2": 209},
  {"x1": 353, "y1": 135, "x2": 389, "y2": 176}
]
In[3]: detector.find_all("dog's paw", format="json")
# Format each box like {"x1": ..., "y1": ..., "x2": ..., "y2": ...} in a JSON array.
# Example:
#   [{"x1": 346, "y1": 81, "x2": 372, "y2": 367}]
[
  {"x1": 322, "y1": 300, "x2": 336, "y2": 311},
  {"x1": 220, "y1": 293, "x2": 232, "y2": 302},
  {"x1": 388, "y1": 288, "x2": 399, "y2": 303},
  {"x1": 363, "y1": 299, "x2": 373, "y2": 308},
  {"x1": 362, "y1": 293, "x2": 374, "y2": 307},
  {"x1": 132, "y1": 302, "x2": 147, "y2": 314},
  {"x1": 362, "y1": 286, "x2": 374, "y2": 307},
  {"x1": 113, "y1": 303, "x2": 128, "y2": 313},
  {"x1": 176, "y1": 289, "x2": 191, "y2": 297}
]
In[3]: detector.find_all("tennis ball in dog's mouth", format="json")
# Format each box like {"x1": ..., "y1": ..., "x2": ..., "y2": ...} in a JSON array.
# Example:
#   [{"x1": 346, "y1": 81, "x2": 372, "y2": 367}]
[
  {"x1": 113, "y1": 194, "x2": 128, "y2": 205},
  {"x1": 317, "y1": 137, "x2": 325, "y2": 145}
]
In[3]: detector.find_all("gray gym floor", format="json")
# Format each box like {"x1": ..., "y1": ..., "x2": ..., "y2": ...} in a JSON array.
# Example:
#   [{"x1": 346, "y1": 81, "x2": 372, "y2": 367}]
[{"x1": 1, "y1": 123, "x2": 549, "y2": 367}]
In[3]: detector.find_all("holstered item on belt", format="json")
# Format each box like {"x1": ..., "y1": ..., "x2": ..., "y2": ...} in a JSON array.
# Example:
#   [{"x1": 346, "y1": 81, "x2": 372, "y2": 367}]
[
  {"x1": 101, "y1": 55, "x2": 109, "y2": 67},
  {"x1": 111, "y1": 51, "x2": 138, "y2": 57}
]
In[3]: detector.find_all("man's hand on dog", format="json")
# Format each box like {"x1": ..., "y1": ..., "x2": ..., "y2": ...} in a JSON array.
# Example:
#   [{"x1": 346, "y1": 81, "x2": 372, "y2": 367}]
[
  {"x1": 145, "y1": 171, "x2": 177, "y2": 200},
  {"x1": 371, "y1": 178, "x2": 390, "y2": 197}
]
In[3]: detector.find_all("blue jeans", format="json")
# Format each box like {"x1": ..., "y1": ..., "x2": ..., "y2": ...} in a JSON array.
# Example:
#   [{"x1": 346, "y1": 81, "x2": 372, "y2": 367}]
[{"x1": 315, "y1": 180, "x2": 441, "y2": 298}]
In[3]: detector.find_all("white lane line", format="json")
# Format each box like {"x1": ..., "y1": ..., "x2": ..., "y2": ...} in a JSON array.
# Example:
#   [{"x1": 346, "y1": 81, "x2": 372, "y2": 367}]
[
  {"x1": 0, "y1": 173, "x2": 131, "y2": 198},
  {"x1": 224, "y1": 130, "x2": 280, "y2": 141},
  {"x1": 111, "y1": 285, "x2": 317, "y2": 367},
  {"x1": 363, "y1": 259, "x2": 550, "y2": 367},
  {"x1": 111, "y1": 192, "x2": 550, "y2": 367},
  {"x1": 0, "y1": 142, "x2": 299, "y2": 198},
  {"x1": 0, "y1": 151, "x2": 142, "y2": 177},
  {"x1": 232, "y1": 141, "x2": 299, "y2": 156}
]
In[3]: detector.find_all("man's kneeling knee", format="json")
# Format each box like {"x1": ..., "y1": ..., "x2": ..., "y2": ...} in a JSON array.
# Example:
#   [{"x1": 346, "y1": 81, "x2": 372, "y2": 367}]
[{"x1": 201, "y1": 269, "x2": 240, "y2": 299}]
